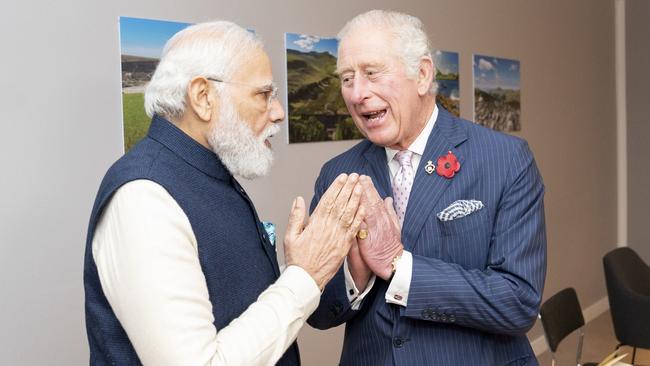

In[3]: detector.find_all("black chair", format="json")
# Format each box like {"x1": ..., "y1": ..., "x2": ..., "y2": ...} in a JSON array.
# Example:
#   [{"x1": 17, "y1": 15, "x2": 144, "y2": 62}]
[
  {"x1": 603, "y1": 247, "x2": 650, "y2": 364},
  {"x1": 539, "y1": 287, "x2": 598, "y2": 366}
]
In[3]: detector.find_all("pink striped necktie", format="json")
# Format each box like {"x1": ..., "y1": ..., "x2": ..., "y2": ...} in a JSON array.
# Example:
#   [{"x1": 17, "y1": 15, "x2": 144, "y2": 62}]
[{"x1": 392, "y1": 150, "x2": 414, "y2": 225}]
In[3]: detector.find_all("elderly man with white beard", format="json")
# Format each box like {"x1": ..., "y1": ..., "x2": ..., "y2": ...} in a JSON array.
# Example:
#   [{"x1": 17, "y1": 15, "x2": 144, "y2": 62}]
[{"x1": 84, "y1": 21, "x2": 365, "y2": 366}]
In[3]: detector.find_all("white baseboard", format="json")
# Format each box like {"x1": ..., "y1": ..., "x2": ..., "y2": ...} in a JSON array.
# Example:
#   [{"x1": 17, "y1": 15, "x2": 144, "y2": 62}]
[
  {"x1": 531, "y1": 296, "x2": 610, "y2": 356},
  {"x1": 583, "y1": 297, "x2": 610, "y2": 322},
  {"x1": 531, "y1": 332, "x2": 549, "y2": 357}
]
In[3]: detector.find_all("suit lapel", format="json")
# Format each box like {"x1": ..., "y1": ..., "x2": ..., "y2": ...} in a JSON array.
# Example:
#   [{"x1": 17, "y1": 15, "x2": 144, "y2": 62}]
[
  {"x1": 362, "y1": 143, "x2": 392, "y2": 199},
  {"x1": 401, "y1": 108, "x2": 468, "y2": 250}
]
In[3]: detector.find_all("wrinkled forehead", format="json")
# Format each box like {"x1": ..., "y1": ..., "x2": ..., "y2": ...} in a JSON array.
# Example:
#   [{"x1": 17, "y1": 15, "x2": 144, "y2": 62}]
[{"x1": 336, "y1": 30, "x2": 400, "y2": 74}]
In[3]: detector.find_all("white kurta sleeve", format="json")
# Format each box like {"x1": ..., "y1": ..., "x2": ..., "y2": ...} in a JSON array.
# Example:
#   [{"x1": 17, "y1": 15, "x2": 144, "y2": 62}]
[{"x1": 92, "y1": 179, "x2": 320, "y2": 366}]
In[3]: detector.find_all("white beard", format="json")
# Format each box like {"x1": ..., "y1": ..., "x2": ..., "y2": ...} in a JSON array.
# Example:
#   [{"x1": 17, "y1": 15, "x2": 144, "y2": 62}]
[{"x1": 207, "y1": 96, "x2": 279, "y2": 180}]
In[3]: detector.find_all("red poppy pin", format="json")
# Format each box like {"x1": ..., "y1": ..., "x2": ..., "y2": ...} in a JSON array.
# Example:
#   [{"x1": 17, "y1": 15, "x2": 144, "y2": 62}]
[{"x1": 436, "y1": 151, "x2": 460, "y2": 179}]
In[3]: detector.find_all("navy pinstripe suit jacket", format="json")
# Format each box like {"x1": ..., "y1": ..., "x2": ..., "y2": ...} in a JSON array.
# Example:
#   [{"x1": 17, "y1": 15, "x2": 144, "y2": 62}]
[{"x1": 307, "y1": 108, "x2": 546, "y2": 366}]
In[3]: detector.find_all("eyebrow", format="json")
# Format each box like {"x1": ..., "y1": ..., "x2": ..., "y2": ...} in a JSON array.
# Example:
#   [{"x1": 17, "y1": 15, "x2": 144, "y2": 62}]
[
  {"x1": 334, "y1": 67, "x2": 348, "y2": 76},
  {"x1": 257, "y1": 82, "x2": 276, "y2": 92},
  {"x1": 335, "y1": 62, "x2": 385, "y2": 76}
]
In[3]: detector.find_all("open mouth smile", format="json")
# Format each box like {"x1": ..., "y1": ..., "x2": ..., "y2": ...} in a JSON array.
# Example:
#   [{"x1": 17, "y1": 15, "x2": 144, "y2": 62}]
[{"x1": 361, "y1": 109, "x2": 387, "y2": 127}]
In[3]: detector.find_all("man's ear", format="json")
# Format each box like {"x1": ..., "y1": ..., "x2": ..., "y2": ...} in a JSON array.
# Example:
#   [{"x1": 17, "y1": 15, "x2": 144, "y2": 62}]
[
  {"x1": 186, "y1": 77, "x2": 218, "y2": 122},
  {"x1": 416, "y1": 57, "x2": 435, "y2": 96}
]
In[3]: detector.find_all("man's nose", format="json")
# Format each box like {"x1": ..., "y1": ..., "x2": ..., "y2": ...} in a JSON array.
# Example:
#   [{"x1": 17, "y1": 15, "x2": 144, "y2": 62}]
[
  {"x1": 268, "y1": 98, "x2": 285, "y2": 123},
  {"x1": 349, "y1": 77, "x2": 371, "y2": 105}
]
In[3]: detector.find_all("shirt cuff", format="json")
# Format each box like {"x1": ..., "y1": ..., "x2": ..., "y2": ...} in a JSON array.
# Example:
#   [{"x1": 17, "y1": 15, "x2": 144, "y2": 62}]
[
  {"x1": 278, "y1": 265, "x2": 321, "y2": 315},
  {"x1": 385, "y1": 250, "x2": 413, "y2": 307},
  {"x1": 344, "y1": 258, "x2": 376, "y2": 310}
]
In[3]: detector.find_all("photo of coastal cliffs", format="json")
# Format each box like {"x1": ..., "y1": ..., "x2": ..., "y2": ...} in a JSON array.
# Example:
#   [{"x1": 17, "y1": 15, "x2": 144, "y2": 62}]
[
  {"x1": 473, "y1": 54, "x2": 521, "y2": 132},
  {"x1": 285, "y1": 32, "x2": 363, "y2": 143},
  {"x1": 433, "y1": 50, "x2": 460, "y2": 117},
  {"x1": 119, "y1": 16, "x2": 191, "y2": 152}
]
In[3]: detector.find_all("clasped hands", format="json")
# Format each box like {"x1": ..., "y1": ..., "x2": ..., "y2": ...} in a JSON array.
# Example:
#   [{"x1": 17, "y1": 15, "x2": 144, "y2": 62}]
[
  {"x1": 349, "y1": 175, "x2": 403, "y2": 289},
  {"x1": 284, "y1": 173, "x2": 403, "y2": 292}
]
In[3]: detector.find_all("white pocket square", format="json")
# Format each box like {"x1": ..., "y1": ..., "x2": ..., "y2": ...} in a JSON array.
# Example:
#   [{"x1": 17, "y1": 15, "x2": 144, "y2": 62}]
[{"x1": 437, "y1": 200, "x2": 484, "y2": 222}]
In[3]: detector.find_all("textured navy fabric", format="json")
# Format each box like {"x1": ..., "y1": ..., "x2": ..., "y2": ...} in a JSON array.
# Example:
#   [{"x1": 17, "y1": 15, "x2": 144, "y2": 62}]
[
  {"x1": 84, "y1": 115, "x2": 299, "y2": 365},
  {"x1": 308, "y1": 108, "x2": 546, "y2": 366}
]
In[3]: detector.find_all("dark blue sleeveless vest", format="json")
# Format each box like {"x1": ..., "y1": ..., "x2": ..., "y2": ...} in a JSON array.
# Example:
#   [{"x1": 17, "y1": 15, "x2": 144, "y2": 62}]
[{"x1": 84, "y1": 115, "x2": 300, "y2": 365}]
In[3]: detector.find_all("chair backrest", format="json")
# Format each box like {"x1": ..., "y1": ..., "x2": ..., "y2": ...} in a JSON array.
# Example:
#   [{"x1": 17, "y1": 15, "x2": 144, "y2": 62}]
[
  {"x1": 539, "y1": 287, "x2": 585, "y2": 353},
  {"x1": 603, "y1": 247, "x2": 650, "y2": 348},
  {"x1": 604, "y1": 247, "x2": 650, "y2": 295}
]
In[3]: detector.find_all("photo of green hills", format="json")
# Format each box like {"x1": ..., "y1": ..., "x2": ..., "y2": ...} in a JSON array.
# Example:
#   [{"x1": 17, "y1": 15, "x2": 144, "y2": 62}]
[
  {"x1": 286, "y1": 33, "x2": 363, "y2": 143},
  {"x1": 473, "y1": 54, "x2": 521, "y2": 132},
  {"x1": 120, "y1": 17, "x2": 191, "y2": 152},
  {"x1": 433, "y1": 50, "x2": 460, "y2": 117}
]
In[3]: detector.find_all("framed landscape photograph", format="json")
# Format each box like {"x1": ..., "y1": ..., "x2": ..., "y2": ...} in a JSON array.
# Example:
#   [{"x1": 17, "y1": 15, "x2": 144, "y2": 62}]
[
  {"x1": 119, "y1": 16, "x2": 191, "y2": 152},
  {"x1": 285, "y1": 32, "x2": 362, "y2": 143},
  {"x1": 433, "y1": 49, "x2": 460, "y2": 117},
  {"x1": 473, "y1": 54, "x2": 521, "y2": 132}
]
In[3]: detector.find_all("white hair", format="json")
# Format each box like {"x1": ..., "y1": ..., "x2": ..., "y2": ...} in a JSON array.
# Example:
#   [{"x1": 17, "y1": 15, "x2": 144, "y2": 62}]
[
  {"x1": 337, "y1": 10, "x2": 438, "y2": 94},
  {"x1": 144, "y1": 21, "x2": 263, "y2": 120}
]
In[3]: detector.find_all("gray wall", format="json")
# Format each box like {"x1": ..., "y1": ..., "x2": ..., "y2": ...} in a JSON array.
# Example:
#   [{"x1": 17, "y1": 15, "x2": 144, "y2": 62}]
[
  {"x1": 627, "y1": 0, "x2": 650, "y2": 263},
  {"x1": 0, "y1": 0, "x2": 618, "y2": 364}
]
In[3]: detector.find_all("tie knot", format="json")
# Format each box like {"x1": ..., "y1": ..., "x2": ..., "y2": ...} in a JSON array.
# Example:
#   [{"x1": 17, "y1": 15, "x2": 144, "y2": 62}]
[{"x1": 394, "y1": 150, "x2": 413, "y2": 167}]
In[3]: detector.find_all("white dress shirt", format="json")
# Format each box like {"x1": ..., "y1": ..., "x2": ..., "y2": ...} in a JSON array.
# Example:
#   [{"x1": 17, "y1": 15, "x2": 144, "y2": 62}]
[
  {"x1": 344, "y1": 105, "x2": 439, "y2": 308},
  {"x1": 92, "y1": 179, "x2": 320, "y2": 366}
]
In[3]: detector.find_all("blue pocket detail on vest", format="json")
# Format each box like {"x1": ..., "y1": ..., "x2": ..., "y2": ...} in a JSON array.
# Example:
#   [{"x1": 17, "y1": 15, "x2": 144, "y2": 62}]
[{"x1": 262, "y1": 221, "x2": 276, "y2": 246}]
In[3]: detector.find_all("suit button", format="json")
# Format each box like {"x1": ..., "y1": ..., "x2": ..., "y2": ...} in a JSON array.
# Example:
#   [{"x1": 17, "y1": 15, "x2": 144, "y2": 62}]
[
  {"x1": 440, "y1": 314, "x2": 448, "y2": 322},
  {"x1": 393, "y1": 338, "x2": 404, "y2": 348},
  {"x1": 421, "y1": 309, "x2": 430, "y2": 319},
  {"x1": 424, "y1": 309, "x2": 436, "y2": 319},
  {"x1": 449, "y1": 314, "x2": 456, "y2": 323},
  {"x1": 431, "y1": 312, "x2": 439, "y2": 321}
]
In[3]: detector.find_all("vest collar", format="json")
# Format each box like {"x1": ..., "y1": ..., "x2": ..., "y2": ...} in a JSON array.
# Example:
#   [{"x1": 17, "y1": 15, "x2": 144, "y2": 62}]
[{"x1": 147, "y1": 115, "x2": 231, "y2": 181}]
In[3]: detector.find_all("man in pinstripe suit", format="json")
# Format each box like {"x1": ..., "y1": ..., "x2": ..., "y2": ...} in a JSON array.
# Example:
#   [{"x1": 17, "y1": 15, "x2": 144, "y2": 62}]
[{"x1": 307, "y1": 10, "x2": 546, "y2": 365}]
